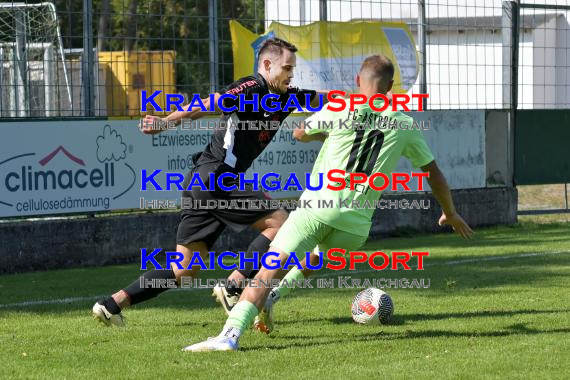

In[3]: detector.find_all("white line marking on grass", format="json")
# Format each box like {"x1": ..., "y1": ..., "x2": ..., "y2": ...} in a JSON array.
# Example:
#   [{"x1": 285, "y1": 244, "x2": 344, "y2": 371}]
[
  {"x1": 0, "y1": 295, "x2": 106, "y2": 309},
  {"x1": 1, "y1": 250, "x2": 568, "y2": 309}
]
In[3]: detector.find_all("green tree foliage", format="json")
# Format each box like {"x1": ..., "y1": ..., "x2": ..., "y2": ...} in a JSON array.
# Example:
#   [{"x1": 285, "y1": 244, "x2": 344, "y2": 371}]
[{"x1": 53, "y1": 0, "x2": 264, "y2": 96}]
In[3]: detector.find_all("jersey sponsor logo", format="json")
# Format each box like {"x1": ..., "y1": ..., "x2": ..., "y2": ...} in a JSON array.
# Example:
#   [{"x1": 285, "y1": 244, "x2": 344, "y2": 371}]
[{"x1": 224, "y1": 79, "x2": 259, "y2": 95}]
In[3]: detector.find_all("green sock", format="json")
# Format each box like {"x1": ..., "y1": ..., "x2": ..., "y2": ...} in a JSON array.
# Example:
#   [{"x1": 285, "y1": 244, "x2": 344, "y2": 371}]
[
  {"x1": 271, "y1": 268, "x2": 305, "y2": 302},
  {"x1": 223, "y1": 300, "x2": 259, "y2": 335}
]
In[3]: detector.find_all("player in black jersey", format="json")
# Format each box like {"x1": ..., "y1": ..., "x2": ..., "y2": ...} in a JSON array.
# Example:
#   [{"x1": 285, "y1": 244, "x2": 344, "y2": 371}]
[{"x1": 92, "y1": 38, "x2": 328, "y2": 326}]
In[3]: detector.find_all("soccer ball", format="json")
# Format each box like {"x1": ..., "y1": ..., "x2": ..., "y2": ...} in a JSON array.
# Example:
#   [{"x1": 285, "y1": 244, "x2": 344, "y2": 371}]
[{"x1": 351, "y1": 288, "x2": 394, "y2": 325}]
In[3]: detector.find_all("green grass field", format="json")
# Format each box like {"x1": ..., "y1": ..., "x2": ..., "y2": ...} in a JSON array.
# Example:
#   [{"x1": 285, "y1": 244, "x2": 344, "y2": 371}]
[{"x1": 1, "y1": 221, "x2": 569, "y2": 379}]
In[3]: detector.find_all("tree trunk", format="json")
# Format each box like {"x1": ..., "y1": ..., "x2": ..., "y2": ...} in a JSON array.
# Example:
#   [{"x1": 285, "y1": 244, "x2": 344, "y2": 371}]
[
  {"x1": 123, "y1": 0, "x2": 138, "y2": 51},
  {"x1": 97, "y1": 0, "x2": 110, "y2": 51}
]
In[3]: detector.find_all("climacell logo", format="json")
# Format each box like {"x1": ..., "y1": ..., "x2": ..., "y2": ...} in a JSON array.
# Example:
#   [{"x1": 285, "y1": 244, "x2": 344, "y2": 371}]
[{"x1": 0, "y1": 125, "x2": 136, "y2": 215}]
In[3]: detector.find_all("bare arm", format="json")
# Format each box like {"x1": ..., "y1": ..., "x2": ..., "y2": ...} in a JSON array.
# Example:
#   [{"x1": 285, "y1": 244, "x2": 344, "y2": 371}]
[
  {"x1": 293, "y1": 122, "x2": 328, "y2": 143},
  {"x1": 140, "y1": 93, "x2": 222, "y2": 134},
  {"x1": 421, "y1": 160, "x2": 474, "y2": 239}
]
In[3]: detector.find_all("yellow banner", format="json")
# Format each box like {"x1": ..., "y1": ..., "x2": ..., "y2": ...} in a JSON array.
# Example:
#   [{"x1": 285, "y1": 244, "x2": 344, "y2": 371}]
[{"x1": 230, "y1": 20, "x2": 418, "y2": 94}]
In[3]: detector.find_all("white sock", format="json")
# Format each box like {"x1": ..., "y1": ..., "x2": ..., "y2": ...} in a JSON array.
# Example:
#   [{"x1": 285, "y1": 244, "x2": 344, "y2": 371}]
[{"x1": 219, "y1": 326, "x2": 242, "y2": 343}]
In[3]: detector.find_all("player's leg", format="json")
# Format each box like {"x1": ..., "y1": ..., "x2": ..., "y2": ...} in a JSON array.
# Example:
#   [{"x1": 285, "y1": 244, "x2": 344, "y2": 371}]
[
  {"x1": 245, "y1": 208, "x2": 327, "y2": 333},
  {"x1": 264, "y1": 246, "x2": 321, "y2": 306},
  {"x1": 92, "y1": 205, "x2": 223, "y2": 326},
  {"x1": 92, "y1": 242, "x2": 209, "y2": 326},
  {"x1": 212, "y1": 208, "x2": 288, "y2": 313},
  {"x1": 258, "y1": 229, "x2": 368, "y2": 333},
  {"x1": 183, "y1": 209, "x2": 325, "y2": 351},
  {"x1": 271, "y1": 230, "x2": 368, "y2": 302},
  {"x1": 209, "y1": 178, "x2": 289, "y2": 313},
  {"x1": 183, "y1": 250, "x2": 291, "y2": 352},
  {"x1": 224, "y1": 207, "x2": 287, "y2": 282},
  {"x1": 93, "y1": 241, "x2": 211, "y2": 326}
]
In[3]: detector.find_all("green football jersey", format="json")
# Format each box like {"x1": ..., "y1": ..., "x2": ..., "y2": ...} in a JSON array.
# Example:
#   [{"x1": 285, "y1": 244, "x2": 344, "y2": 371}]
[{"x1": 300, "y1": 98, "x2": 434, "y2": 236}]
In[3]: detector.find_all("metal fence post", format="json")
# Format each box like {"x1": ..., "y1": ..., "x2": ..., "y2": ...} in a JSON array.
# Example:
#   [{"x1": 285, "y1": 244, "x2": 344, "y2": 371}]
[
  {"x1": 82, "y1": 0, "x2": 95, "y2": 117},
  {"x1": 15, "y1": 9, "x2": 28, "y2": 117},
  {"x1": 0, "y1": 47, "x2": 3, "y2": 116},
  {"x1": 502, "y1": 1, "x2": 519, "y2": 111},
  {"x1": 418, "y1": 0, "x2": 427, "y2": 110},
  {"x1": 300, "y1": 0, "x2": 306, "y2": 25},
  {"x1": 319, "y1": 0, "x2": 327, "y2": 21},
  {"x1": 208, "y1": 0, "x2": 219, "y2": 94},
  {"x1": 564, "y1": 183, "x2": 568, "y2": 211},
  {"x1": 44, "y1": 47, "x2": 55, "y2": 117},
  {"x1": 502, "y1": 1, "x2": 519, "y2": 188}
]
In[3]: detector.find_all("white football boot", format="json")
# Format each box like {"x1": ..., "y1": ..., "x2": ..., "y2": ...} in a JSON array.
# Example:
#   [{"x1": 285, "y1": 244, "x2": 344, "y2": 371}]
[
  {"x1": 212, "y1": 284, "x2": 240, "y2": 315},
  {"x1": 182, "y1": 336, "x2": 238, "y2": 352},
  {"x1": 92, "y1": 302, "x2": 125, "y2": 327}
]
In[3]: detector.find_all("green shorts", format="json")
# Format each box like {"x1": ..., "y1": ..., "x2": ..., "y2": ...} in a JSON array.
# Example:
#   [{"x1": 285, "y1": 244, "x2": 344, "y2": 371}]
[{"x1": 272, "y1": 208, "x2": 368, "y2": 256}]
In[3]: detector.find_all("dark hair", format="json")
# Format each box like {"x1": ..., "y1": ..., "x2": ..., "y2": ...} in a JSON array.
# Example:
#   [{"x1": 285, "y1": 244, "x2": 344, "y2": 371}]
[
  {"x1": 258, "y1": 37, "x2": 298, "y2": 61},
  {"x1": 359, "y1": 54, "x2": 395, "y2": 83}
]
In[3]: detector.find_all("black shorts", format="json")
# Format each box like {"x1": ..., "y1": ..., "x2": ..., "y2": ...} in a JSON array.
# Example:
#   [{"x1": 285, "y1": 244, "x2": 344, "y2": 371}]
[{"x1": 176, "y1": 162, "x2": 277, "y2": 247}]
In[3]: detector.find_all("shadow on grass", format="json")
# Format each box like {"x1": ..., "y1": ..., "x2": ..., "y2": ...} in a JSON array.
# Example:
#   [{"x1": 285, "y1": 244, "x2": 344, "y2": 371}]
[
  {"x1": 277, "y1": 308, "x2": 570, "y2": 327},
  {"x1": 242, "y1": 323, "x2": 570, "y2": 351},
  {"x1": 1, "y1": 231, "x2": 569, "y2": 314},
  {"x1": 364, "y1": 222, "x2": 570, "y2": 251},
  {"x1": 304, "y1": 251, "x2": 570, "y2": 296},
  {"x1": 1, "y1": 250, "x2": 569, "y2": 314}
]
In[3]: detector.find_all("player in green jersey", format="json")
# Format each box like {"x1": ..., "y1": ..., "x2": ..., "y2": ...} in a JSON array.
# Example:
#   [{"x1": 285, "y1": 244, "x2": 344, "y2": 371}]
[{"x1": 183, "y1": 54, "x2": 473, "y2": 352}]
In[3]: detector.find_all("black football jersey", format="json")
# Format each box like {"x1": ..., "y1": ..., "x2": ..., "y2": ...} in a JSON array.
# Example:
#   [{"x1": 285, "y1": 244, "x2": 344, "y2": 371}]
[{"x1": 196, "y1": 74, "x2": 316, "y2": 172}]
